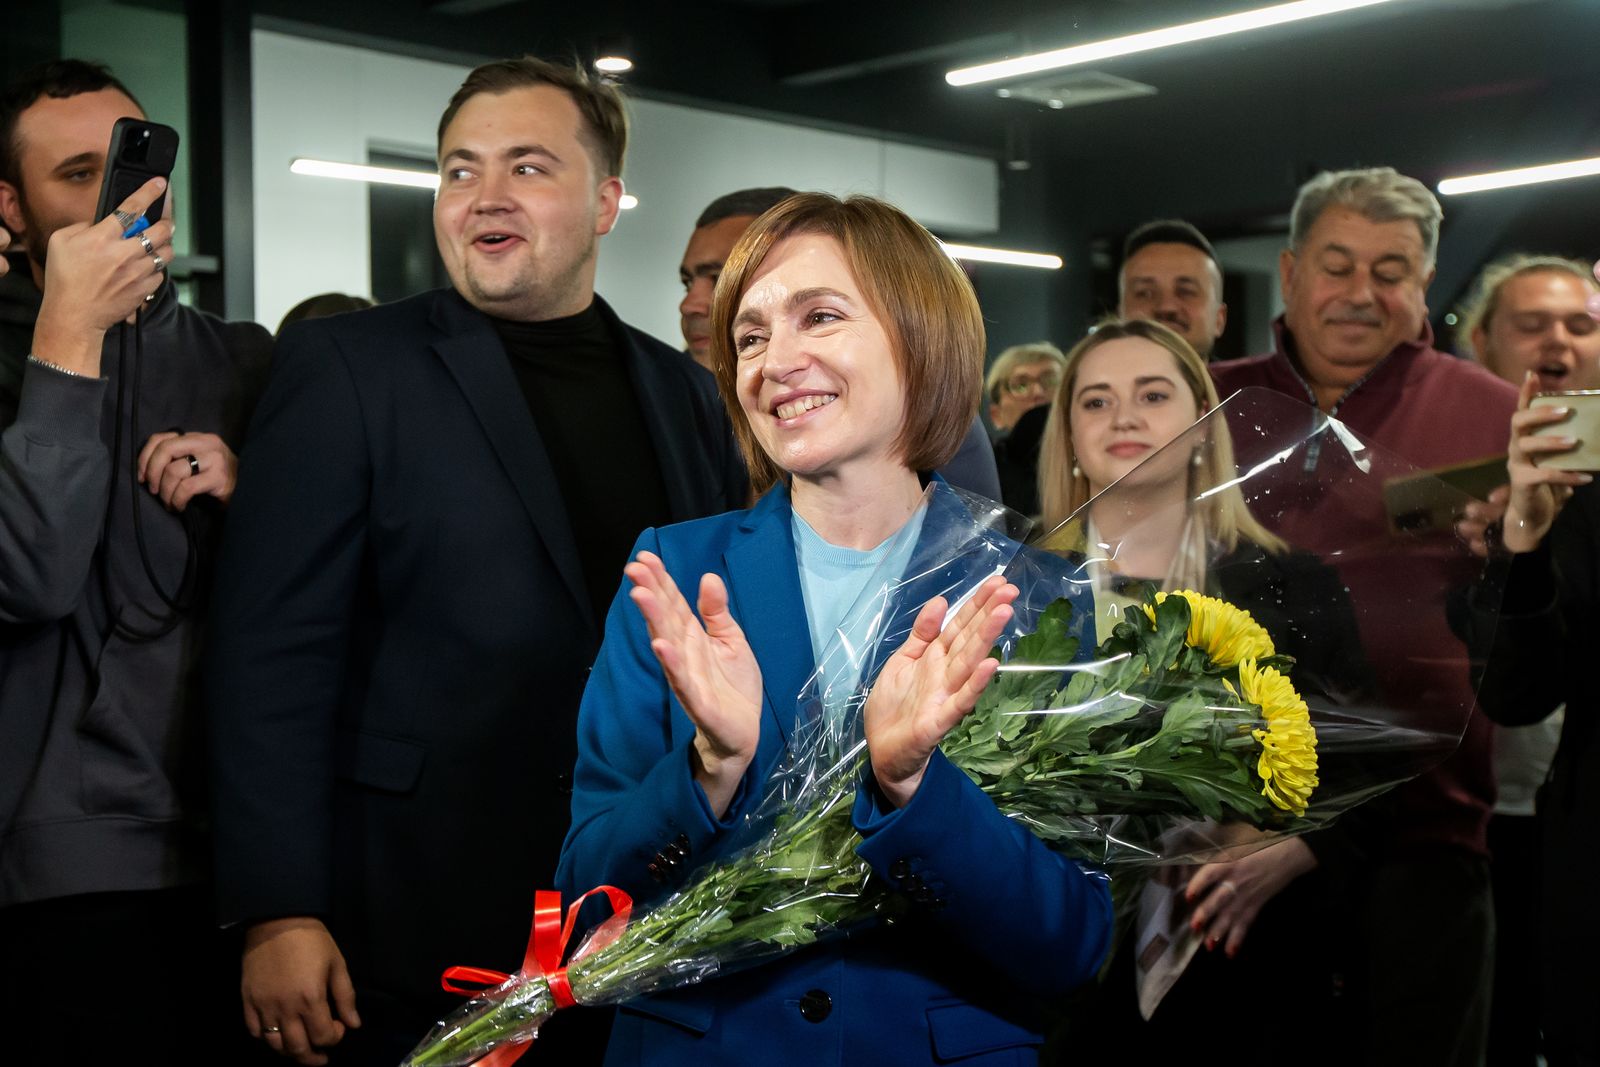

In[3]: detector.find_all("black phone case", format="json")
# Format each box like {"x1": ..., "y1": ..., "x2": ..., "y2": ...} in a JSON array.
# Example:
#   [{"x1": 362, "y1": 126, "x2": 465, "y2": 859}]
[{"x1": 94, "y1": 118, "x2": 180, "y2": 225}]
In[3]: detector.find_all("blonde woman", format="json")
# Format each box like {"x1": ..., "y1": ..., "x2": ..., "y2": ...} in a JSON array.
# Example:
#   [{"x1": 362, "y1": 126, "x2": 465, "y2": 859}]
[{"x1": 1036, "y1": 318, "x2": 1370, "y2": 1062}]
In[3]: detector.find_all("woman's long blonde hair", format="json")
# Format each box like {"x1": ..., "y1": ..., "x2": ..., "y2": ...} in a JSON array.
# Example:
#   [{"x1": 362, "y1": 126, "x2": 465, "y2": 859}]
[{"x1": 1036, "y1": 317, "x2": 1284, "y2": 555}]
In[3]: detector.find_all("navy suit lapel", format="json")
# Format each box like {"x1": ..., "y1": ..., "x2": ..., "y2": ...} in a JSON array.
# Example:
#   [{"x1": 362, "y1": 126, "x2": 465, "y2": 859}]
[
  {"x1": 603, "y1": 299, "x2": 711, "y2": 524},
  {"x1": 427, "y1": 292, "x2": 597, "y2": 635},
  {"x1": 722, "y1": 488, "x2": 811, "y2": 755}
]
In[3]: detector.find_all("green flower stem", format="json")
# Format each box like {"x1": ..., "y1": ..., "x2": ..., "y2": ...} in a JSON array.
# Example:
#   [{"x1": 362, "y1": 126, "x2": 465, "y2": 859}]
[{"x1": 404, "y1": 593, "x2": 1309, "y2": 1067}]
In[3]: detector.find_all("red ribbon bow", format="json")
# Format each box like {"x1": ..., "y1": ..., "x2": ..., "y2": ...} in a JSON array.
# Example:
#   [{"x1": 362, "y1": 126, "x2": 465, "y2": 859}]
[{"x1": 439, "y1": 885, "x2": 633, "y2": 1065}]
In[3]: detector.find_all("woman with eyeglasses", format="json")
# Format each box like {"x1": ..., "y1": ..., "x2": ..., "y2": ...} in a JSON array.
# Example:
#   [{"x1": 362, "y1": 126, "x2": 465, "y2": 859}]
[
  {"x1": 556, "y1": 194, "x2": 1112, "y2": 1067},
  {"x1": 988, "y1": 342, "x2": 1066, "y2": 515},
  {"x1": 985, "y1": 343, "x2": 1065, "y2": 434}
]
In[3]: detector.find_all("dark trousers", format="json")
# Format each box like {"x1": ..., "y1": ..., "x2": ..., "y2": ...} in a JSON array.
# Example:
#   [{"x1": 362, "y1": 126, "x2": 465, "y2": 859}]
[
  {"x1": 1046, "y1": 852, "x2": 1494, "y2": 1067},
  {"x1": 1354, "y1": 853, "x2": 1496, "y2": 1067},
  {"x1": 0, "y1": 886, "x2": 254, "y2": 1067},
  {"x1": 1045, "y1": 872, "x2": 1350, "y2": 1065},
  {"x1": 1487, "y1": 815, "x2": 1543, "y2": 1067}
]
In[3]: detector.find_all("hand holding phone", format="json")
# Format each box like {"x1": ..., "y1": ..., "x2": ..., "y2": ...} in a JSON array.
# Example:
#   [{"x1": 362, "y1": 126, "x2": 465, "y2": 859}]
[
  {"x1": 1529, "y1": 391, "x2": 1600, "y2": 471},
  {"x1": 94, "y1": 118, "x2": 179, "y2": 227},
  {"x1": 31, "y1": 177, "x2": 174, "y2": 376},
  {"x1": 1501, "y1": 376, "x2": 1595, "y2": 553}
]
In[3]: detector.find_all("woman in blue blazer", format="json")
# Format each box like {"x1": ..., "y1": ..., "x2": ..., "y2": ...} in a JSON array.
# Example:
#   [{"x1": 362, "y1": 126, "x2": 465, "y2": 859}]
[{"x1": 556, "y1": 194, "x2": 1113, "y2": 1066}]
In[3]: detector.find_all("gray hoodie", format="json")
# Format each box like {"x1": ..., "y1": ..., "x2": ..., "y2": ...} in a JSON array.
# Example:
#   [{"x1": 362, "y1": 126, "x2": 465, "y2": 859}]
[{"x1": 0, "y1": 257, "x2": 270, "y2": 906}]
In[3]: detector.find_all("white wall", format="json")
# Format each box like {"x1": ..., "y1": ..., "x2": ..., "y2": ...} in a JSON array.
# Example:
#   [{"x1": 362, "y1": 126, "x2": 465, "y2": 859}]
[
  {"x1": 252, "y1": 32, "x2": 467, "y2": 331},
  {"x1": 251, "y1": 30, "x2": 999, "y2": 342}
]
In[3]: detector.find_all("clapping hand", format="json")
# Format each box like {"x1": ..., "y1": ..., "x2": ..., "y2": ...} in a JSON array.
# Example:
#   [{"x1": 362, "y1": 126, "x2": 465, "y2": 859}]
[
  {"x1": 864, "y1": 575, "x2": 1019, "y2": 808},
  {"x1": 626, "y1": 551, "x2": 763, "y2": 817}
]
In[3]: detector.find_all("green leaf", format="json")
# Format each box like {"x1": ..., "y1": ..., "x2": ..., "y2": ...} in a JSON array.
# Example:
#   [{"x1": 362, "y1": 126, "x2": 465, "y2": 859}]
[
  {"x1": 1142, "y1": 593, "x2": 1191, "y2": 674},
  {"x1": 1007, "y1": 597, "x2": 1081, "y2": 667}
]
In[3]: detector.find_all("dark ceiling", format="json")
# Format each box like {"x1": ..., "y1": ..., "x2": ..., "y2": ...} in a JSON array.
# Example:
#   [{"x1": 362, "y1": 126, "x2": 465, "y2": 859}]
[
  {"x1": 245, "y1": 0, "x2": 1598, "y2": 333},
  {"x1": 22, "y1": 0, "x2": 1582, "y2": 342},
  {"x1": 252, "y1": 0, "x2": 1596, "y2": 207},
  {"x1": 251, "y1": 1, "x2": 1595, "y2": 223}
]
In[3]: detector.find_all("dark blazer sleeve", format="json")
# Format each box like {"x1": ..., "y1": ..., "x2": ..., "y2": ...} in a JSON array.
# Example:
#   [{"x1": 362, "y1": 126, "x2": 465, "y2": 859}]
[
  {"x1": 207, "y1": 322, "x2": 372, "y2": 924},
  {"x1": 1468, "y1": 529, "x2": 1576, "y2": 728},
  {"x1": 686, "y1": 355, "x2": 748, "y2": 511},
  {"x1": 852, "y1": 751, "x2": 1114, "y2": 996},
  {"x1": 556, "y1": 527, "x2": 754, "y2": 905}
]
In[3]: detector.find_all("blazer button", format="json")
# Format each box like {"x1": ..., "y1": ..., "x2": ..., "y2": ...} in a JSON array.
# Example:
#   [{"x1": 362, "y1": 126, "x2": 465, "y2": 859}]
[
  {"x1": 798, "y1": 989, "x2": 832, "y2": 1023},
  {"x1": 889, "y1": 859, "x2": 913, "y2": 879}
]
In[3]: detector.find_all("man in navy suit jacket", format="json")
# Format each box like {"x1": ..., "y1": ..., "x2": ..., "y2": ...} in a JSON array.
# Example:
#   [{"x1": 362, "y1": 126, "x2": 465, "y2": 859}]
[{"x1": 208, "y1": 57, "x2": 745, "y2": 1066}]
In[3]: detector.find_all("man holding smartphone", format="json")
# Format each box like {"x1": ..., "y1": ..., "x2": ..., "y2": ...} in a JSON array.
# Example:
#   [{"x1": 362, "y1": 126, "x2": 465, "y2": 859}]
[{"x1": 0, "y1": 60, "x2": 272, "y2": 1063}]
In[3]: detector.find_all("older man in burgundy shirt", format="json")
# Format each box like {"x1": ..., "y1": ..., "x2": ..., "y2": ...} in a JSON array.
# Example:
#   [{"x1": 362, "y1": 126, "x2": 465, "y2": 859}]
[{"x1": 1204, "y1": 167, "x2": 1514, "y2": 1066}]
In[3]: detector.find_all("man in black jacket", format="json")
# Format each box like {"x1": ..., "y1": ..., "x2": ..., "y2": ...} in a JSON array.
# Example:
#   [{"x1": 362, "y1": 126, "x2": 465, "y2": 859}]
[
  {"x1": 0, "y1": 60, "x2": 271, "y2": 1064},
  {"x1": 208, "y1": 57, "x2": 746, "y2": 1066}
]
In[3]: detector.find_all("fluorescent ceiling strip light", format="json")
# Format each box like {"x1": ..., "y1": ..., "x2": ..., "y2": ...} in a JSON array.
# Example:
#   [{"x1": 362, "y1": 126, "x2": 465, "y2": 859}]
[
  {"x1": 291, "y1": 157, "x2": 439, "y2": 189},
  {"x1": 941, "y1": 242, "x2": 1063, "y2": 270},
  {"x1": 946, "y1": 0, "x2": 1399, "y2": 86},
  {"x1": 1437, "y1": 156, "x2": 1600, "y2": 196},
  {"x1": 290, "y1": 157, "x2": 640, "y2": 208}
]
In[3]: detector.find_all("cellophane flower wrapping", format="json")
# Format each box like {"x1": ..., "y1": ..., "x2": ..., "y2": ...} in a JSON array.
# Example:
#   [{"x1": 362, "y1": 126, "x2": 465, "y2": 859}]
[{"x1": 403, "y1": 388, "x2": 1502, "y2": 1065}]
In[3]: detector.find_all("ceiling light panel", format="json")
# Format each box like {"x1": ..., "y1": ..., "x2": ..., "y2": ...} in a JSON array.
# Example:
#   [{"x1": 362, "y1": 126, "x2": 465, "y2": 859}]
[
  {"x1": 1437, "y1": 156, "x2": 1600, "y2": 196},
  {"x1": 947, "y1": 0, "x2": 1401, "y2": 86}
]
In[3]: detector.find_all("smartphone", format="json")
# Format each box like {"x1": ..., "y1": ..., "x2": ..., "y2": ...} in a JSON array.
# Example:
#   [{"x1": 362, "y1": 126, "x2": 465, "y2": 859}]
[
  {"x1": 1381, "y1": 453, "x2": 1506, "y2": 534},
  {"x1": 93, "y1": 118, "x2": 180, "y2": 226},
  {"x1": 1530, "y1": 390, "x2": 1600, "y2": 471}
]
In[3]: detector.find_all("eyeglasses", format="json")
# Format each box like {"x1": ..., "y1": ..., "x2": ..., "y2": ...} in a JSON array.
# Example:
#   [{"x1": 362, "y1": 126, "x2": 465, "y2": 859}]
[{"x1": 1004, "y1": 371, "x2": 1061, "y2": 397}]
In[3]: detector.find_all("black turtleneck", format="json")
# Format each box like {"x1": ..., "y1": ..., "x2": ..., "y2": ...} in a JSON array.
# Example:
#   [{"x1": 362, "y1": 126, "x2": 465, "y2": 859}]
[{"x1": 489, "y1": 301, "x2": 671, "y2": 624}]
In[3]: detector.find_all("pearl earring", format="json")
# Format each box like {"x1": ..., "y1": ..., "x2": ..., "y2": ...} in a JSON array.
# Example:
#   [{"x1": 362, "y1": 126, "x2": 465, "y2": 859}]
[{"x1": 1072, "y1": 462, "x2": 1082, "y2": 478}]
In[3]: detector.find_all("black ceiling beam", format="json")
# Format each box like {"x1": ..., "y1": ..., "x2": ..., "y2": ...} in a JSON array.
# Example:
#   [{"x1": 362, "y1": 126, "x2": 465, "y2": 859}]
[
  {"x1": 186, "y1": 0, "x2": 255, "y2": 320},
  {"x1": 779, "y1": 32, "x2": 1020, "y2": 87},
  {"x1": 422, "y1": 0, "x2": 523, "y2": 13}
]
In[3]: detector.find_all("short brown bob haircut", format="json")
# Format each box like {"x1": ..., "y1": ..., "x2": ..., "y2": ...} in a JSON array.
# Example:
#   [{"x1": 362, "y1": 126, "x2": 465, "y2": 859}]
[
  {"x1": 708, "y1": 193, "x2": 984, "y2": 494},
  {"x1": 436, "y1": 56, "x2": 628, "y2": 178}
]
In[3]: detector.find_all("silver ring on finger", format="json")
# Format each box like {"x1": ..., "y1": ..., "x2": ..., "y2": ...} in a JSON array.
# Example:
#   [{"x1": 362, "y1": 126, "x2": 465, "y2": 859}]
[
  {"x1": 1219, "y1": 879, "x2": 1238, "y2": 896},
  {"x1": 136, "y1": 231, "x2": 155, "y2": 255},
  {"x1": 262, "y1": 1025, "x2": 283, "y2": 1035},
  {"x1": 150, "y1": 252, "x2": 165, "y2": 274},
  {"x1": 185, "y1": 455, "x2": 200, "y2": 476}
]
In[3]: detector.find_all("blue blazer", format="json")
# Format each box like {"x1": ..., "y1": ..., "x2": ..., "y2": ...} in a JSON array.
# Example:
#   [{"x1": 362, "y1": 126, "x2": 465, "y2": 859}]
[{"x1": 558, "y1": 483, "x2": 1113, "y2": 1067}]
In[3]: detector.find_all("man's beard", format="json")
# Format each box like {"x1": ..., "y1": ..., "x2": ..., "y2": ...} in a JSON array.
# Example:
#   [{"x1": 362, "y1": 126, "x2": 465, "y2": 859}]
[
  {"x1": 461, "y1": 233, "x2": 596, "y2": 321},
  {"x1": 14, "y1": 194, "x2": 53, "y2": 275}
]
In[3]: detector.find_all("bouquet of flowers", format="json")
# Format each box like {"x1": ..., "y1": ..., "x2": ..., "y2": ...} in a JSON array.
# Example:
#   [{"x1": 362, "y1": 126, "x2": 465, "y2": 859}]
[{"x1": 404, "y1": 389, "x2": 1492, "y2": 1066}]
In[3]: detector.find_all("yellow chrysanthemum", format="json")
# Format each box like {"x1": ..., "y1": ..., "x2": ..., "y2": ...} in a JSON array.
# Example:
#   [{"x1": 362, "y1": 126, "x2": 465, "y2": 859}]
[
  {"x1": 1146, "y1": 590, "x2": 1275, "y2": 668},
  {"x1": 1232, "y1": 658, "x2": 1319, "y2": 817}
]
